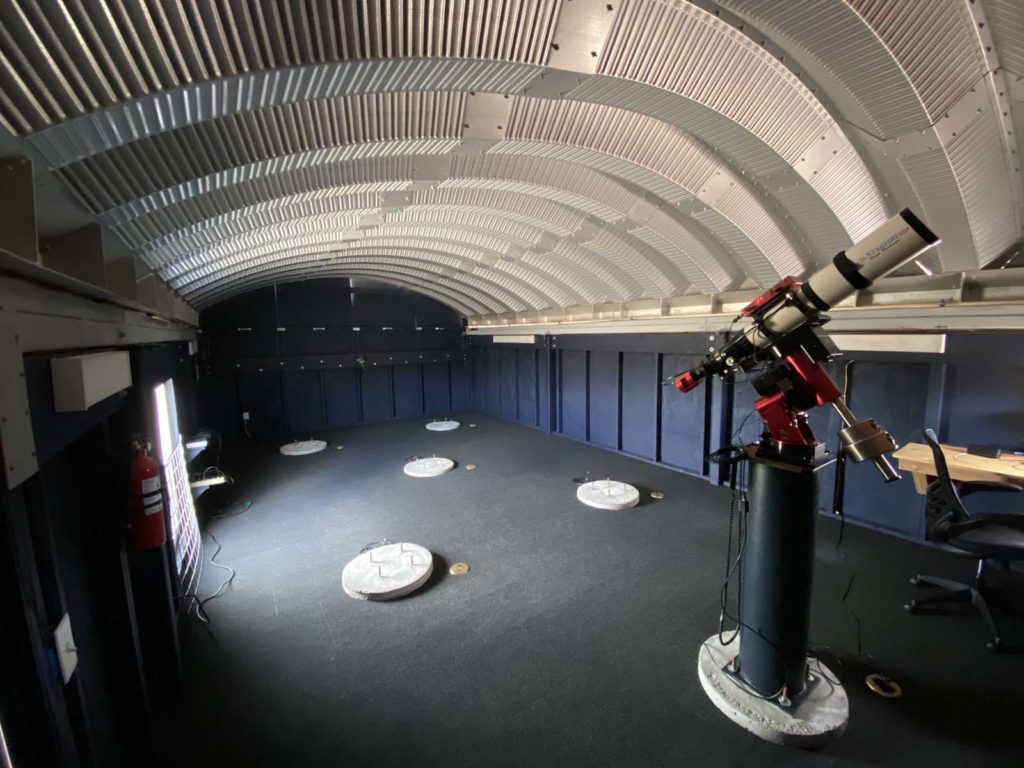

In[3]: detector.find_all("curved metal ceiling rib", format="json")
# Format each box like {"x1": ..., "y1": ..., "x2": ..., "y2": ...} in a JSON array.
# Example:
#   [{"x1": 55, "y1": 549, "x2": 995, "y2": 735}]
[
  {"x1": 193, "y1": 258, "x2": 509, "y2": 315},
  {"x1": 172, "y1": 229, "x2": 581, "y2": 310},
  {"x1": 716, "y1": 0, "x2": 1022, "y2": 269},
  {"x1": 52, "y1": 94, "x2": 783, "y2": 290},
  {"x1": 155, "y1": 200, "x2": 663, "y2": 302},
  {"x1": 115, "y1": 153, "x2": 721, "y2": 296},
  {"x1": 178, "y1": 232, "x2": 621, "y2": 310},
  {"x1": 133, "y1": 175, "x2": 720, "y2": 298},
  {"x1": 199, "y1": 267, "x2": 485, "y2": 318},
  {"x1": 213, "y1": 265, "x2": 489, "y2": 318},
  {"x1": 194, "y1": 251, "x2": 517, "y2": 314},
  {"x1": 0, "y1": 0, "x2": 1018, "y2": 321}
]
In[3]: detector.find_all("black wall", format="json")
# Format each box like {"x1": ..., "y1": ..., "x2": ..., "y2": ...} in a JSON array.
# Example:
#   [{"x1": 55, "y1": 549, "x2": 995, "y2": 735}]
[
  {"x1": 468, "y1": 332, "x2": 1024, "y2": 543},
  {"x1": 198, "y1": 279, "x2": 469, "y2": 438},
  {"x1": 0, "y1": 341, "x2": 195, "y2": 767}
]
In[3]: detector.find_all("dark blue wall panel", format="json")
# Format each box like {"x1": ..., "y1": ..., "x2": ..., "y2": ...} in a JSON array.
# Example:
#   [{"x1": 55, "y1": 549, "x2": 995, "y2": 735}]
[
  {"x1": 237, "y1": 373, "x2": 285, "y2": 437},
  {"x1": 276, "y1": 280, "x2": 352, "y2": 325},
  {"x1": 843, "y1": 362, "x2": 934, "y2": 537},
  {"x1": 660, "y1": 353, "x2": 706, "y2": 474},
  {"x1": 940, "y1": 335, "x2": 1023, "y2": 515},
  {"x1": 208, "y1": 329, "x2": 276, "y2": 359},
  {"x1": 942, "y1": 335, "x2": 1024, "y2": 447},
  {"x1": 484, "y1": 348, "x2": 501, "y2": 415},
  {"x1": 393, "y1": 365, "x2": 424, "y2": 419},
  {"x1": 621, "y1": 352, "x2": 658, "y2": 460},
  {"x1": 538, "y1": 348, "x2": 554, "y2": 432},
  {"x1": 499, "y1": 349, "x2": 518, "y2": 420},
  {"x1": 198, "y1": 375, "x2": 239, "y2": 437},
  {"x1": 199, "y1": 279, "x2": 465, "y2": 437},
  {"x1": 559, "y1": 350, "x2": 588, "y2": 440},
  {"x1": 588, "y1": 351, "x2": 620, "y2": 450},
  {"x1": 282, "y1": 371, "x2": 325, "y2": 433},
  {"x1": 324, "y1": 370, "x2": 361, "y2": 427},
  {"x1": 452, "y1": 362, "x2": 471, "y2": 411},
  {"x1": 472, "y1": 351, "x2": 487, "y2": 411},
  {"x1": 469, "y1": 332, "x2": 1022, "y2": 544},
  {"x1": 423, "y1": 364, "x2": 450, "y2": 415},
  {"x1": 516, "y1": 349, "x2": 538, "y2": 427},
  {"x1": 279, "y1": 328, "x2": 354, "y2": 356},
  {"x1": 360, "y1": 368, "x2": 393, "y2": 422}
]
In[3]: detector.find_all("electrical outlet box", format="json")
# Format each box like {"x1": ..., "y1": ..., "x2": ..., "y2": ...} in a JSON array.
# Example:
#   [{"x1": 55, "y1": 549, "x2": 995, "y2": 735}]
[{"x1": 53, "y1": 614, "x2": 77, "y2": 684}]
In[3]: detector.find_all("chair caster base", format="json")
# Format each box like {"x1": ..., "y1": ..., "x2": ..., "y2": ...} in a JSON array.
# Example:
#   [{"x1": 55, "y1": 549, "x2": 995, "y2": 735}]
[
  {"x1": 903, "y1": 601, "x2": 916, "y2": 613},
  {"x1": 986, "y1": 638, "x2": 1002, "y2": 652},
  {"x1": 909, "y1": 575, "x2": 921, "y2": 586}
]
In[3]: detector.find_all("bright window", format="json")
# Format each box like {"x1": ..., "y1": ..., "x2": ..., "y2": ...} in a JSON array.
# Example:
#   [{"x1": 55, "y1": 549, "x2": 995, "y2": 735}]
[{"x1": 154, "y1": 379, "x2": 201, "y2": 599}]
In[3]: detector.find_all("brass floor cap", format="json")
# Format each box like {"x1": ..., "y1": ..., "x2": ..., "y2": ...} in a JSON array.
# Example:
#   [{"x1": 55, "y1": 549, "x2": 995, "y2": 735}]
[{"x1": 865, "y1": 673, "x2": 902, "y2": 698}]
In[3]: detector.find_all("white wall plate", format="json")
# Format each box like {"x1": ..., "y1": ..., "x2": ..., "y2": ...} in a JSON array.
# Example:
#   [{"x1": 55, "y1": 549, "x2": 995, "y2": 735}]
[
  {"x1": 279, "y1": 439, "x2": 327, "y2": 456},
  {"x1": 426, "y1": 420, "x2": 460, "y2": 431},
  {"x1": 342, "y1": 542, "x2": 434, "y2": 601},
  {"x1": 403, "y1": 457, "x2": 455, "y2": 477},
  {"x1": 577, "y1": 480, "x2": 640, "y2": 510},
  {"x1": 53, "y1": 614, "x2": 77, "y2": 684}
]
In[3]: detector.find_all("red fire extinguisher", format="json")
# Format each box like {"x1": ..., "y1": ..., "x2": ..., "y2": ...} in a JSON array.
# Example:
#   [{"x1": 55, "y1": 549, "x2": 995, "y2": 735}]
[{"x1": 129, "y1": 439, "x2": 167, "y2": 552}]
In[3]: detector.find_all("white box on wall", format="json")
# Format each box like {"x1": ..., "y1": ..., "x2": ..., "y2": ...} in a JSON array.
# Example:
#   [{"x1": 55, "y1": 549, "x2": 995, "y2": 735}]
[{"x1": 51, "y1": 351, "x2": 132, "y2": 412}]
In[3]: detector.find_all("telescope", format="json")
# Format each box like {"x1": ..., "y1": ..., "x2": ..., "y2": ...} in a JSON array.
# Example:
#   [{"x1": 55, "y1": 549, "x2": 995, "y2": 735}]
[
  {"x1": 672, "y1": 208, "x2": 939, "y2": 479},
  {"x1": 679, "y1": 209, "x2": 940, "y2": 746}
]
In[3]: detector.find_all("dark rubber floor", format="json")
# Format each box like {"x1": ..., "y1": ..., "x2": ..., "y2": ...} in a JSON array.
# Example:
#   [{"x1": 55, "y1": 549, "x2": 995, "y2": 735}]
[{"x1": 160, "y1": 414, "x2": 1024, "y2": 767}]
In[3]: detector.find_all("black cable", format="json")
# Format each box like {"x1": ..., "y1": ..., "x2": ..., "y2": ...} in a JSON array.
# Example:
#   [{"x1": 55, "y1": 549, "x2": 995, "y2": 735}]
[
  {"x1": 181, "y1": 523, "x2": 240, "y2": 625},
  {"x1": 201, "y1": 529, "x2": 236, "y2": 605},
  {"x1": 177, "y1": 593, "x2": 212, "y2": 625},
  {"x1": 833, "y1": 360, "x2": 866, "y2": 659},
  {"x1": 204, "y1": 498, "x2": 253, "y2": 521},
  {"x1": 807, "y1": 360, "x2": 890, "y2": 691},
  {"x1": 708, "y1": 444, "x2": 792, "y2": 700},
  {"x1": 835, "y1": 510, "x2": 865, "y2": 658}
]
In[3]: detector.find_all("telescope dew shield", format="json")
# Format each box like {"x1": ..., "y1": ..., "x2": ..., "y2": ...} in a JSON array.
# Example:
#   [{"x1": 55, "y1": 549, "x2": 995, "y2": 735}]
[
  {"x1": 808, "y1": 208, "x2": 939, "y2": 307},
  {"x1": 753, "y1": 209, "x2": 939, "y2": 349}
]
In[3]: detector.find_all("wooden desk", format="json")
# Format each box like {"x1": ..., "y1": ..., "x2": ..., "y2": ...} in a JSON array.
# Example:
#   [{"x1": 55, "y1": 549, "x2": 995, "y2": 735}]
[{"x1": 893, "y1": 443, "x2": 1024, "y2": 495}]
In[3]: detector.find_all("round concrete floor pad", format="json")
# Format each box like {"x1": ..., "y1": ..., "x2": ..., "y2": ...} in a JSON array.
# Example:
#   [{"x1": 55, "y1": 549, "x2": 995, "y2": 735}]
[
  {"x1": 279, "y1": 439, "x2": 327, "y2": 456},
  {"x1": 576, "y1": 480, "x2": 640, "y2": 510},
  {"x1": 403, "y1": 457, "x2": 455, "y2": 477},
  {"x1": 342, "y1": 543, "x2": 434, "y2": 601},
  {"x1": 697, "y1": 634, "x2": 848, "y2": 747},
  {"x1": 426, "y1": 419, "x2": 460, "y2": 431}
]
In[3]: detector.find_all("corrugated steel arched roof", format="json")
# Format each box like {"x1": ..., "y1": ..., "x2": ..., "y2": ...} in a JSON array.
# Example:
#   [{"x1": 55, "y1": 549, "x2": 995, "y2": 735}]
[{"x1": 0, "y1": 0, "x2": 1019, "y2": 319}]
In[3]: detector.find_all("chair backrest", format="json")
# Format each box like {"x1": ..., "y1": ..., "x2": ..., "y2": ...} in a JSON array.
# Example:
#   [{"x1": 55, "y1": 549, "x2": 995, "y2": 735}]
[{"x1": 922, "y1": 428, "x2": 967, "y2": 541}]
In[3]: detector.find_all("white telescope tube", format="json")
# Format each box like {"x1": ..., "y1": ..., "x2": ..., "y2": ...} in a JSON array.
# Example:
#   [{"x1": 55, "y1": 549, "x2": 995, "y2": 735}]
[{"x1": 749, "y1": 209, "x2": 939, "y2": 349}]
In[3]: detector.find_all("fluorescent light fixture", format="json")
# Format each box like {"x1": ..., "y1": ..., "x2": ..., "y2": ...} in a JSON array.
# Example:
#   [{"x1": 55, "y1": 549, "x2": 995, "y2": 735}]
[
  {"x1": 153, "y1": 379, "x2": 202, "y2": 600},
  {"x1": 829, "y1": 334, "x2": 946, "y2": 354},
  {"x1": 914, "y1": 260, "x2": 933, "y2": 276},
  {"x1": 154, "y1": 381, "x2": 174, "y2": 465},
  {"x1": 493, "y1": 335, "x2": 537, "y2": 344}
]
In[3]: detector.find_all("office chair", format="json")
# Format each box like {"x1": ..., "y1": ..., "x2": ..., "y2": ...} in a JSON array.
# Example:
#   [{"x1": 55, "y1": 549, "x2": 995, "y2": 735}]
[{"x1": 904, "y1": 429, "x2": 1024, "y2": 650}]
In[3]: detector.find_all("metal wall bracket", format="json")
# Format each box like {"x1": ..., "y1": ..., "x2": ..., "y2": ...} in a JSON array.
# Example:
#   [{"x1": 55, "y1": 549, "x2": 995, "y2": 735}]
[
  {"x1": 0, "y1": 305, "x2": 39, "y2": 488},
  {"x1": 40, "y1": 223, "x2": 107, "y2": 288},
  {"x1": 0, "y1": 156, "x2": 37, "y2": 265}
]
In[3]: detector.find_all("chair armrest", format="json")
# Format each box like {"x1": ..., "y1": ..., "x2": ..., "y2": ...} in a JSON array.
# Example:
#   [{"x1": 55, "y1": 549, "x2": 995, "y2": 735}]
[{"x1": 957, "y1": 481, "x2": 1023, "y2": 497}]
